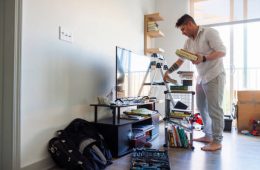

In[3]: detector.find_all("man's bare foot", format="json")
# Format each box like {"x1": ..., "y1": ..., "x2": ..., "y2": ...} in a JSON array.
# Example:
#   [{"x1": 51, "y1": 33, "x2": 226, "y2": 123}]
[
  {"x1": 201, "y1": 142, "x2": 222, "y2": 151},
  {"x1": 193, "y1": 136, "x2": 213, "y2": 143}
]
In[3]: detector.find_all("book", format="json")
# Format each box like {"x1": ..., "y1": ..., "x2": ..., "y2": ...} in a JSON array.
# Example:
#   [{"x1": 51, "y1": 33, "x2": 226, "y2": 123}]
[
  {"x1": 177, "y1": 71, "x2": 194, "y2": 75},
  {"x1": 171, "y1": 127, "x2": 177, "y2": 147},
  {"x1": 175, "y1": 49, "x2": 198, "y2": 61},
  {"x1": 132, "y1": 124, "x2": 155, "y2": 132},
  {"x1": 148, "y1": 27, "x2": 159, "y2": 31},
  {"x1": 170, "y1": 111, "x2": 191, "y2": 118},
  {"x1": 178, "y1": 128, "x2": 187, "y2": 148},
  {"x1": 124, "y1": 108, "x2": 156, "y2": 117},
  {"x1": 181, "y1": 128, "x2": 189, "y2": 148},
  {"x1": 168, "y1": 130, "x2": 174, "y2": 147},
  {"x1": 173, "y1": 126, "x2": 182, "y2": 147},
  {"x1": 121, "y1": 114, "x2": 144, "y2": 120},
  {"x1": 174, "y1": 101, "x2": 188, "y2": 110},
  {"x1": 170, "y1": 85, "x2": 188, "y2": 91},
  {"x1": 177, "y1": 71, "x2": 194, "y2": 79}
]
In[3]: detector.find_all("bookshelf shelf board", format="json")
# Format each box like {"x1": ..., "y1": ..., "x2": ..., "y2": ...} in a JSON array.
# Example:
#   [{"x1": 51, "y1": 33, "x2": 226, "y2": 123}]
[
  {"x1": 144, "y1": 12, "x2": 164, "y2": 55},
  {"x1": 147, "y1": 30, "x2": 165, "y2": 38},
  {"x1": 145, "y1": 48, "x2": 165, "y2": 54},
  {"x1": 145, "y1": 13, "x2": 164, "y2": 21}
]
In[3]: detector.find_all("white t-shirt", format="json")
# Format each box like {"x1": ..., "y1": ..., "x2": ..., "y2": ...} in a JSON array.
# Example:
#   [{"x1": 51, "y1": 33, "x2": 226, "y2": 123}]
[{"x1": 183, "y1": 26, "x2": 226, "y2": 84}]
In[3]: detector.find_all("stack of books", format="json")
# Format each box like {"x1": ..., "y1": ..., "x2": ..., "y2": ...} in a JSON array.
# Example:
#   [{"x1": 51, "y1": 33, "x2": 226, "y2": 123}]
[
  {"x1": 168, "y1": 125, "x2": 189, "y2": 148},
  {"x1": 120, "y1": 114, "x2": 144, "y2": 120},
  {"x1": 170, "y1": 85, "x2": 188, "y2": 91},
  {"x1": 169, "y1": 70, "x2": 194, "y2": 91},
  {"x1": 147, "y1": 21, "x2": 159, "y2": 32},
  {"x1": 177, "y1": 71, "x2": 194, "y2": 80},
  {"x1": 175, "y1": 49, "x2": 198, "y2": 61},
  {"x1": 124, "y1": 108, "x2": 156, "y2": 118},
  {"x1": 170, "y1": 110, "x2": 191, "y2": 119}
]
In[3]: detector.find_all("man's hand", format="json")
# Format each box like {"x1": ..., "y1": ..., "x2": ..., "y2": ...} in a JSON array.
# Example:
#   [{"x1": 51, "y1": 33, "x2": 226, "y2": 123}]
[
  {"x1": 163, "y1": 71, "x2": 177, "y2": 84},
  {"x1": 163, "y1": 71, "x2": 170, "y2": 82},
  {"x1": 192, "y1": 54, "x2": 203, "y2": 65}
]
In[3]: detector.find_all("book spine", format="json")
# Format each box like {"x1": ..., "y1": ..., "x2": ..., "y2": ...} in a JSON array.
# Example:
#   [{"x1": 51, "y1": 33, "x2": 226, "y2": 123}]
[{"x1": 171, "y1": 126, "x2": 177, "y2": 147}]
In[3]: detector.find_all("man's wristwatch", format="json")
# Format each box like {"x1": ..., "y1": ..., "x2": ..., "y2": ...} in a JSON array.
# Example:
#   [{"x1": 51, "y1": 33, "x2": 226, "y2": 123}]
[{"x1": 202, "y1": 56, "x2": 207, "y2": 62}]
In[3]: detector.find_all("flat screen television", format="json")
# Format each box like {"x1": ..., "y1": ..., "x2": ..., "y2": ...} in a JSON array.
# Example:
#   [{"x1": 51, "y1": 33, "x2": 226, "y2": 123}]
[{"x1": 116, "y1": 46, "x2": 151, "y2": 100}]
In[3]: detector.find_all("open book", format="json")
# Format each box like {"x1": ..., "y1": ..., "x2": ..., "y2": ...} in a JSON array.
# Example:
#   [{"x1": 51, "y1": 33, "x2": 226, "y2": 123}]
[{"x1": 175, "y1": 49, "x2": 198, "y2": 61}]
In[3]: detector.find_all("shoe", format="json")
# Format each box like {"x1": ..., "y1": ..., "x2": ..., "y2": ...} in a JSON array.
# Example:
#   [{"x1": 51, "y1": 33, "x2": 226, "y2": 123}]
[{"x1": 201, "y1": 142, "x2": 222, "y2": 151}]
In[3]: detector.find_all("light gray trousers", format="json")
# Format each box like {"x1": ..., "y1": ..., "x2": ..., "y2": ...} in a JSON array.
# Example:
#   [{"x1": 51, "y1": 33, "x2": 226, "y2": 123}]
[{"x1": 196, "y1": 72, "x2": 225, "y2": 143}]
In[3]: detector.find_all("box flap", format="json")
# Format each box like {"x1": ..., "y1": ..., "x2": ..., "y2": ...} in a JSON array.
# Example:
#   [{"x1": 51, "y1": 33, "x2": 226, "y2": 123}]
[{"x1": 237, "y1": 90, "x2": 260, "y2": 102}]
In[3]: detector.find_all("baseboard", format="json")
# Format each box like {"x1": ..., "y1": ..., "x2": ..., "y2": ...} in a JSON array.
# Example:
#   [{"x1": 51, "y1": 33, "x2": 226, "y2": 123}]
[{"x1": 21, "y1": 157, "x2": 55, "y2": 170}]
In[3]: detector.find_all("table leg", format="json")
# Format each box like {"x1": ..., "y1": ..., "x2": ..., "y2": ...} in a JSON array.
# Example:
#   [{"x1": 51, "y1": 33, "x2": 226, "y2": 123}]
[
  {"x1": 112, "y1": 108, "x2": 116, "y2": 125},
  {"x1": 94, "y1": 106, "x2": 97, "y2": 123},
  {"x1": 117, "y1": 107, "x2": 120, "y2": 123}
]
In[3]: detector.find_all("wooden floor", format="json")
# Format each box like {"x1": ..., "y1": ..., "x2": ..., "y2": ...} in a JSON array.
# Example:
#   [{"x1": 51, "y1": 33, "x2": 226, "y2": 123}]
[{"x1": 106, "y1": 122, "x2": 260, "y2": 170}]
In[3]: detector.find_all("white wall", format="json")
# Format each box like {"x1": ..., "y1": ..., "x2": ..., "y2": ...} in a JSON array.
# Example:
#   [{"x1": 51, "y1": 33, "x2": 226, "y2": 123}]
[
  {"x1": 156, "y1": 0, "x2": 191, "y2": 78},
  {"x1": 21, "y1": 0, "x2": 155, "y2": 168},
  {"x1": 153, "y1": 0, "x2": 190, "y2": 113}
]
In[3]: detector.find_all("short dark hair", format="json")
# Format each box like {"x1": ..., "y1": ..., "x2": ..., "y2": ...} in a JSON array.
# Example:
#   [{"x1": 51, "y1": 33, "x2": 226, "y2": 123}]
[{"x1": 175, "y1": 14, "x2": 196, "y2": 28}]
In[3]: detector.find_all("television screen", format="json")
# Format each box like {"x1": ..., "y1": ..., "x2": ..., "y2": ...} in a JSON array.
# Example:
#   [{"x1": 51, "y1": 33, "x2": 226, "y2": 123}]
[{"x1": 116, "y1": 46, "x2": 151, "y2": 100}]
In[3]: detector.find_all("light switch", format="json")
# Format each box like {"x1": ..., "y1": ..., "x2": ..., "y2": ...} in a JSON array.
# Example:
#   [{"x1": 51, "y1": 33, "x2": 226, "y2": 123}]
[{"x1": 59, "y1": 26, "x2": 73, "y2": 43}]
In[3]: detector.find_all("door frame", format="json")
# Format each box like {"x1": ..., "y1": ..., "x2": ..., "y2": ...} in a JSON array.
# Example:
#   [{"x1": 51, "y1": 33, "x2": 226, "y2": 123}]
[{"x1": 0, "y1": 0, "x2": 22, "y2": 169}]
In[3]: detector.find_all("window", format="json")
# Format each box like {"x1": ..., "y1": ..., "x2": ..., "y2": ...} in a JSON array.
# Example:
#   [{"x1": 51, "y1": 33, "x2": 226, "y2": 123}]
[{"x1": 191, "y1": 0, "x2": 260, "y2": 114}]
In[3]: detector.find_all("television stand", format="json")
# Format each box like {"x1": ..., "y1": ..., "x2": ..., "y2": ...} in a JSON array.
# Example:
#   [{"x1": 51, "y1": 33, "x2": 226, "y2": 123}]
[
  {"x1": 90, "y1": 102, "x2": 155, "y2": 125},
  {"x1": 90, "y1": 102, "x2": 159, "y2": 157}
]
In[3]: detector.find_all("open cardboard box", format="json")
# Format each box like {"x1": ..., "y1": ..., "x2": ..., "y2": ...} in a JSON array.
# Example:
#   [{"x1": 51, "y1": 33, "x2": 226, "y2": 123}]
[{"x1": 236, "y1": 90, "x2": 260, "y2": 132}]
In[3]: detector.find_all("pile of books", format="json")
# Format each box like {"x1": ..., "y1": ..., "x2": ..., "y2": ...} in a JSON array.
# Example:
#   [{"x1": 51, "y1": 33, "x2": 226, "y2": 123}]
[
  {"x1": 169, "y1": 71, "x2": 194, "y2": 91},
  {"x1": 168, "y1": 125, "x2": 189, "y2": 148},
  {"x1": 170, "y1": 110, "x2": 191, "y2": 119},
  {"x1": 147, "y1": 21, "x2": 159, "y2": 32},
  {"x1": 177, "y1": 71, "x2": 194, "y2": 80},
  {"x1": 122, "y1": 108, "x2": 157, "y2": 120}
]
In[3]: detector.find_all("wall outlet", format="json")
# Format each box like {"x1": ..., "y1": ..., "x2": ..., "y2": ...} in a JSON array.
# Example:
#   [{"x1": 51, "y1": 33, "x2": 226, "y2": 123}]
[{"x1": 59, "y1": 26, "x2": 73, "y2": 43}]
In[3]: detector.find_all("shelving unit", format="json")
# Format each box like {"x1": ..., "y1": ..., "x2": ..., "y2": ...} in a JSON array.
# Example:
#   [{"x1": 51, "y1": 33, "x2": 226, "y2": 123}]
[
  {"x1": 144, "y1": 13, "x2": 164, "y2": 55},
  {"x1": 90, "y1": 103, "x2": 159, "y2": 157},
  {"x1": 163, "y1": 90, "x2": 195, "y2": 149}
]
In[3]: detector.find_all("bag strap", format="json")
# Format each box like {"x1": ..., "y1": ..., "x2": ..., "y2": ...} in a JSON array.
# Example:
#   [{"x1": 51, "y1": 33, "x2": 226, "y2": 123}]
[{"x1": 79, "y1": 138, "x2": 96, "y2": 154}]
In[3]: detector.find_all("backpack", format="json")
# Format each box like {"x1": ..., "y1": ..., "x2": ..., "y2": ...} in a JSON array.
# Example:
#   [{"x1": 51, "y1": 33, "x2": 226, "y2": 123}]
[
  {"x1": 48, "y1": 118, "x2": 112, "y2": 170},
  {"x1": 48, "y1": 136, "x2": 95, "y2": 170}
]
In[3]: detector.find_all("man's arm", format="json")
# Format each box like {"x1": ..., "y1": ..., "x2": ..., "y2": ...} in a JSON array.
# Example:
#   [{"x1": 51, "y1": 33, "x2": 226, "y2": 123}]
[
  {"x1": 193, "y1": 51, "x2": 225, "y2": 64},
  {"x1": 163, "y1": 58, "x2": 184, "y2": 82},
  {"x1": 193, "y1": 28, "x2": 226, "y2": 65}
]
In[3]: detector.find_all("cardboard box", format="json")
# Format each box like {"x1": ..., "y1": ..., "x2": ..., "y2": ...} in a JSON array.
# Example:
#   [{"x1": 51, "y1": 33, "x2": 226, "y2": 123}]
[
  {"x1": 236, "y1": 91, "x2": 260, "y2": 131},
  {"x1": 237, "y1": 90, "x2": 260, "y2": 103}
]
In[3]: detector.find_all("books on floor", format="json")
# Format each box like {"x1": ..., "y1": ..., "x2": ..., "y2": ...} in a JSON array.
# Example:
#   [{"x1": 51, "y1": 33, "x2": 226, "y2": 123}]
[{"x1": 168, "y1": 125, "x2": 189, "y2": 148}]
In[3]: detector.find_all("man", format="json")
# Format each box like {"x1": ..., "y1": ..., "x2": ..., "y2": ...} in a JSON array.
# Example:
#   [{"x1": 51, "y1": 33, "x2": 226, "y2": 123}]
[{"x1": 164, "y1": 14, "x2": 226, "y2": 151}]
